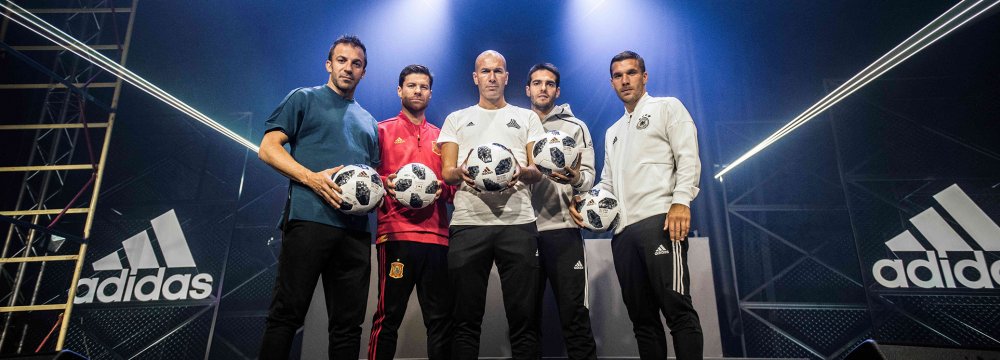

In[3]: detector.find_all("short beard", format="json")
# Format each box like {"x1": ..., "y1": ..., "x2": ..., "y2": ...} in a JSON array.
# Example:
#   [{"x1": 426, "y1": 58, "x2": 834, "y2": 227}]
[
  {"x1": 333, "y1": 78, "x2": 357, "y2": 95},
  {"x1": 402, "y1": 100, "x2": 427, "y2": 115},
  {"x1": 531, "y1": 99, "x2": 555, "y2": 113}
]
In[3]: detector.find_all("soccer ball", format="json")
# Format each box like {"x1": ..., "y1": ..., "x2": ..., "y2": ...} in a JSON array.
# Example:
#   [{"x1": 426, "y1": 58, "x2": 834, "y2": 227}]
[
  {"x1": 533, "y1": 130, "x2": 579, "y2": 175},
  {"x1": 393, "y1": 163, "x2": 439, "y2": 209},
  {"x1": 575, "y1": 188, "x2": 620, "y2": 232},
  {"x1": 464, "y1": 143, "x2": 516, "y2": 192},
  {"x1": 332, "y1": 164, "x2": 385, "y2": 215}
]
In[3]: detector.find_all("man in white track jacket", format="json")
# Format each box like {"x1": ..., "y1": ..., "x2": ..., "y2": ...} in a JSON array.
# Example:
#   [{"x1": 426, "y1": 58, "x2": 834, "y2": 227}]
[{"x1": 572, "y1": 50, "x2": 703, "y2": 360}]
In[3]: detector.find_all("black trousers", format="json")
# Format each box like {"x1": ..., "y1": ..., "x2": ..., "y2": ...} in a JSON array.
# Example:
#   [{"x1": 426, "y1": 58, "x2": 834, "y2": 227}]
[
  {"x1": 259, "y1": 220, "x2": 371, "y2": 360},
  {"x1": 612, "y1": 214, "x2": 703, "y2": 360},
  {"x1": 448, "y1": 223, "x2": 540, "y2": 360},
  {"x1": 536, "y1": 228, "x2": 597, "y2": 360},
  {"x1": 368, "y1": 241, "x2": 452, "y2": 360}
]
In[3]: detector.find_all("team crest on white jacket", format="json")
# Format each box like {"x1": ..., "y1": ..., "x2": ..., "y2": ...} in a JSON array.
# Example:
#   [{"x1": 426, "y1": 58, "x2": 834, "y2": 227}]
[
  {"x1": 636, "y1": 114, "x2": 650, "y2": 129},
  {"x1": 872, "y1": 184, "x2": 1000, "y2": 290},
  {"x1": 75, "y1": 210, "x2": 213, "y2": 304}
]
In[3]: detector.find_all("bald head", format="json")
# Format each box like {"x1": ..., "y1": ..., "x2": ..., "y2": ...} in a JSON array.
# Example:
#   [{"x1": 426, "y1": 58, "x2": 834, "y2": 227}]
[
  {"x1": 475, "y1": 50, "x2": 506, "y2": 70},
  {"x1": 472, "y1": 50, "x2": 509, "y2": 108}
]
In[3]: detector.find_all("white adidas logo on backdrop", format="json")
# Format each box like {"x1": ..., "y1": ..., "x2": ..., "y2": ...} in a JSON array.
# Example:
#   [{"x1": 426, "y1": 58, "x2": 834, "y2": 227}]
[
  {"x1": 872, "y1": 184, "x2": 1000, "y2": 289},
  {"x1": 75, "y1": 210, "x2": 214, "y2": 304}
]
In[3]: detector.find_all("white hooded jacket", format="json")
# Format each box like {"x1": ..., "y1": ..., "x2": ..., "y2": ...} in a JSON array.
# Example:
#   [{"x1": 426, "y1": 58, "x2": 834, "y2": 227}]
[{"x1": 529, "y1": 104, "x2": 596, "y2": 231}]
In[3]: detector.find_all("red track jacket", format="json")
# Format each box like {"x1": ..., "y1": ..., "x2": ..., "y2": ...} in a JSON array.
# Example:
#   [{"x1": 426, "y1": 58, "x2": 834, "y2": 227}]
[{"x1": 375, "y1": 112, "x2": 454, "y2": 246}]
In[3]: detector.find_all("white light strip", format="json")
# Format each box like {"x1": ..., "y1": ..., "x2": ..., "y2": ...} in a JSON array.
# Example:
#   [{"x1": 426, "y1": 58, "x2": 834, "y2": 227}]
[
  {"x1": 715, "y1": 0, "x2": 998, "y2": 179},
  {"x1": 756, "y1": 0, "x2": 986, "y2": 150},
  {"x1": 0, "y1": 1, "x2": 260, "y2": 153}
]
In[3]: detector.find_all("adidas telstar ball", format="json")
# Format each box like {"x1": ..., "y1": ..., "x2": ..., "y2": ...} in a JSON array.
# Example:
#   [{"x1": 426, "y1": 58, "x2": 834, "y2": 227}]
[
  {"x1": 393, "y1": 163, "x2": 439, "y2": 209},
  {"x1": 332, "y1": 164, "x2": 385, "y2": 215},
  {"x1": 575, "y1": 188, "x2": 620, "y2": 232},
  {"x1": 464, "y1": 143, "x2": 516, "y2": 192},
  {"x1": 533, "y1": 130, "x2": 579, "y2": 175}
]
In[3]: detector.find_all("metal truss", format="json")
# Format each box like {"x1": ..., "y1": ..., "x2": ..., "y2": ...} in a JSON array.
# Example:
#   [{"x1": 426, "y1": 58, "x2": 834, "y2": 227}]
[
  {"x1": 823, "y1": 76, "x2": 1000, "y2": 351},
  {"x1": 0, "y1": 0, "x2": 136, "y2": 353},
  {"x1": 56, "y1": 112, "x2": 280, "y2": 360},
  {"x1": 718, "y1": 70, "x2": 1000, "y2": 358},
  {"x1": 716, "y1": 115, "x2": 872, "y2": 359}
]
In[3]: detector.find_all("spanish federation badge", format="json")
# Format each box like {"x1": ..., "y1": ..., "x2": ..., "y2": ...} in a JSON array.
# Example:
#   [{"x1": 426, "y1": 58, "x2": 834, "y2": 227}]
[{"x1": 389, "y1": 261, "x2": 404, "y2": 279}]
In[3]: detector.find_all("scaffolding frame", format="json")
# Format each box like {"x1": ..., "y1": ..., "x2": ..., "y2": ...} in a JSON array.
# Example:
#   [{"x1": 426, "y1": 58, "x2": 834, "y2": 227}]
[{"x1": 0, "y1": 0, "x2": 137, "y2": 353}]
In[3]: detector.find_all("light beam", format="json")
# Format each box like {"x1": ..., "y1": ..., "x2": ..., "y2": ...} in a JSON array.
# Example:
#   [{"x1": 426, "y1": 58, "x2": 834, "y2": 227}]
[
  {"x1": 715, "y1": 0, "x2": 999, "y2": 180},
  {"x1": 1, "y1": 1, "x2": 260, "y2": 152}
]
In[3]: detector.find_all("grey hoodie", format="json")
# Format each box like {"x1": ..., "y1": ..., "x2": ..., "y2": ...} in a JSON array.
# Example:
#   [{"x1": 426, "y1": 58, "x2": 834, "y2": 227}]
[{"x1": 529, "y1": 104, "x2": 597, "y2": 232}]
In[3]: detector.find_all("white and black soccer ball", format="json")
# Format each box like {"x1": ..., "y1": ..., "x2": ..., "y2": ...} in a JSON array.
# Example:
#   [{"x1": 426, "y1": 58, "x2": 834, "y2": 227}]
[
  {"x1": 533, "y1": 130, "x2": 579, "y2": 175},
  {"x1": 393, "y1": 163, "x2": 439, "y2": 209},
  {"x1": 575, "y1": 188, "x2": 620, "y2": 232},
  {"x1": 332, "y1": 164, "x2": 385, "y2": 215},
  {"x1": 464, "y1": 143, "x2": 516, "y2": 192}
]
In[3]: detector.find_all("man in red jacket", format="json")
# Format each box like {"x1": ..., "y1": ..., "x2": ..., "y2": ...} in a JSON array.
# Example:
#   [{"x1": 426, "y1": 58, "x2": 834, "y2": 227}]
[{"x1": 368, "y1": 65, "x2": 454, "y2": 360}]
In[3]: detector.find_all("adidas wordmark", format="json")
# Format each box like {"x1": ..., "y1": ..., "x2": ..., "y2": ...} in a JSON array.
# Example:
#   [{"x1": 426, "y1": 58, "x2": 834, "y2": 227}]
[
  {"x1": 75, "y1": 210, "x2": 214, "y2": 304},
  {"x1": 872, "y1": 185, "x2": 1000, "y2": 289}
]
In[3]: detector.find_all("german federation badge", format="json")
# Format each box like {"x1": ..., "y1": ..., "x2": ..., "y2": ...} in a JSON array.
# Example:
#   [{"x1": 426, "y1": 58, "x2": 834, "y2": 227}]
[{"x1": 636, "y1": 114, "x2": 650, "y2": 129}]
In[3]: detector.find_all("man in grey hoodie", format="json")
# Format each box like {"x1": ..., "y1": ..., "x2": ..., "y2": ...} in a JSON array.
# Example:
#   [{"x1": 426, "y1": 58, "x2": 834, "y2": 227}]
[{"x1": 525, "y1": 62, "x2": 598, "y2": 359}]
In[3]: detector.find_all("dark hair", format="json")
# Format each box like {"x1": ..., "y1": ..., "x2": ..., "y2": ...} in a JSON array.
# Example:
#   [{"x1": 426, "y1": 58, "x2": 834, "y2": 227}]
[
  {"x1": 526, "y1": 63, "x2": 560, "y2": 87},
  {"x1": 328, "y1": 35, "x2": 367, "y2": 69},
  {"x1": 398, "y1": 64, "x2": 433, "y2": 89},
  {"x1": 609, "y1": 50, "x2": 645, "y2": 76}
]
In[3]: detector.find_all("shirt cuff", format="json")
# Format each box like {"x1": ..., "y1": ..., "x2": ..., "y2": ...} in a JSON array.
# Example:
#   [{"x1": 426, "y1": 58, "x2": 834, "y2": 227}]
[{"x1": 671, "y1": 188, "x2": 697, "y2": 207}]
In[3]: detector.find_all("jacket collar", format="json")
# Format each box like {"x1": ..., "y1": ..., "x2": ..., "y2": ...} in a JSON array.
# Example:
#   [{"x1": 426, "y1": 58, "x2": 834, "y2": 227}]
[
  {"x1": 540, "y1": 104, "x2": 575, "y2": 122},
  {"x1": 624, "y1": 92, "x2": 651, "y2": 118},
  {"x1": 398, "y1": 111, "x2": 426, "y2": 130}
]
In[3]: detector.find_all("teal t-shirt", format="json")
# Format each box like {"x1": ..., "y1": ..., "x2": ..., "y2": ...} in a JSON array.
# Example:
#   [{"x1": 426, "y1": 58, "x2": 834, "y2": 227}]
[{"x1": 264, "y1": 85, "x2": 380, "y2": 231}]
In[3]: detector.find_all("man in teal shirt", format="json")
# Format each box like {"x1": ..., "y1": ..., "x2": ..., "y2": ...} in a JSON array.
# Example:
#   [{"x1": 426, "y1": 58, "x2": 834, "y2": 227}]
[{"x1": 257, "y1": 35, "x2": 380, "y2": 359}]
